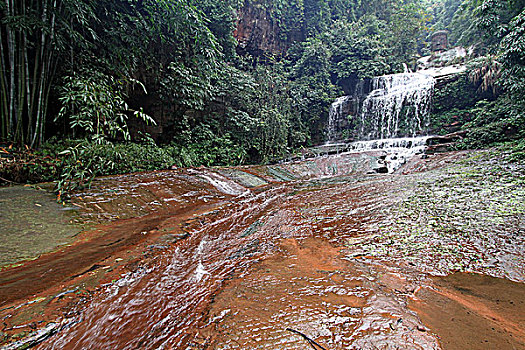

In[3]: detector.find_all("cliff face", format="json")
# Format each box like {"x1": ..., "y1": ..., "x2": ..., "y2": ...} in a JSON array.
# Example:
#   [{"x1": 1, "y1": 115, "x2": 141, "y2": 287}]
[
  {"x1": 234, "y1": 2, "x2": 303, "y2": 57},
  {"x1": 234, "y1": 4, "x2": 281, "y2": 56}
]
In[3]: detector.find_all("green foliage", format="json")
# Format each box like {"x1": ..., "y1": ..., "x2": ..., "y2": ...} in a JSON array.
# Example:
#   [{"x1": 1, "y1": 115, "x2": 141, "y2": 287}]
[
  {"x1": 327, "y1": 18, "x2": 393, "y2": 83},
  {"x1": 452, "y1": 4, "x2": 525, "y2": 149},
  {"x1": 0, "y1": 145, "x2": 61, "y2": 184},
  {"x1": 0, "y1": 0, "x2": 97, "y2": 146},
  {"x1": 442, "y1": 0, "x2": 524, "y2": 49},
  {"x1": 173, "y1": 124, "x2": 248, "y2": 166},
  {"x1": 205, "y1": 62, "x2": 303, "y2": 163},
  {"x1": 508, "y1": 138, "x2": 525, "y2": 161},
  {"x1": 430, "y1": 0, "x2": 525, "y2": 149},
  {"x1": 452, "y1": 98, "x2": 524, "y2": 149},
  {"x1": 271, "y1": 0, "x2": 306, "y2": 41},
  {"x1": 58, "y1": 69, "x2": 155, "y2": 142},
  {"x1": 193, "y1": 0, "x2": 240, "y2": 59},
  {"x1": 427, "y1": 0, "x2": 463, "y2": 33},
  {"x1": 388, "y1": 2, "x2": 430, "y2": 61},
  {"x1": 303, "y1": 0, "x2": 331, "y2": 37},
  {"x1": 53, "y1": 131, "x2": 253, "y2": 195},
  {"x1": 3, "y1": 0, "x2": 524, "y2": 194},
  {"x1": 432, "y1": 73, "x2": 490, "y2": 115},
  {"x1": 287, "y1": 38, "x2": 338, "y2": 144},
  {"x1": 499, "y1": 8, "x2": 525, "y2": 107}
]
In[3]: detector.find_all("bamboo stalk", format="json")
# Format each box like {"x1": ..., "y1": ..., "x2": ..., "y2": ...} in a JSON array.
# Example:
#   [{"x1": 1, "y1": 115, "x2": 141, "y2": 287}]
[
  {"x1": 22, "y1": 0, "x2": 34, "y2": 142},
  {"x1": 15, "y1": 28, "x2": 25, "y2": 144},
  {"x1": 30, "y1": 28, "x2": 41, "y2": 144},
  {"x1": 0, "y1": 23, "x2": 9, "y2": 139},
  {"x1": 40, "y1": 0, "x2": 59, "y2": 146},
  {"x1": 31, "y1": 0, "x2": 49, "y2": 147},
  {"x1": 24, "y1": 36, "x2": 32, "y2": 141},
  {"x1": 6, "y1": 0, "x2": 16, "y2": 139}
]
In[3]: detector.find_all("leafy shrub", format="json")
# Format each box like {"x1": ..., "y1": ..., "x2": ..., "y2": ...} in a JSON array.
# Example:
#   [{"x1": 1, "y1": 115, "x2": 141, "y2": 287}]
[
  {"x1": 508, "y1": 139, "x2": 525, "y2": 162},
  {"x1": 55, "y1": 139, "x2": 177, "y2": 195},
  {"x1": 57, "y1": 69, "x2": 155, "y2": 143},
  {"x1": 0, "y1": 145, "x2": 61, "y2": 184},
  {"x1": 456, "y1": 98, "x2": 524, "y2": 149},
  {"x1": 53, "y1": 130, "x2": 250, "y2": 197}
]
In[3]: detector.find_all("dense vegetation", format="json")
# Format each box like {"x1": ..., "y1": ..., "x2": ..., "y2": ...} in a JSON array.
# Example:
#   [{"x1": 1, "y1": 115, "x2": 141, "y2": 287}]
[
  {"x1": 1, "y1": 0, "x2": 524, "y2": 191},
  {"x1": 427, "y1": 0, "x2": 525, "y2": 149}
]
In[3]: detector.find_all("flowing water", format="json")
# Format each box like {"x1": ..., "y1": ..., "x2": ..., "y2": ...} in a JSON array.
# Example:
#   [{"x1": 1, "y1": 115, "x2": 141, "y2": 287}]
[
  {"x1": 326, "y1": 73, "x2": 435, "y2": 144},
  {"x1": 1, "y1": 71, "x2": 523, "y2": 349},
  {"x1": 0, "y1": 150, "x2": 524, "y2": 350},
  {"x1": 327, "y1": 96, "x2": 352, "y2": 144},
  {"x1": 358, "y1": 73, "x2": 435, "y2": 140},
  {"x1": 33, "y1": 158, "x2": 436, "y2": 350},
  {"x1": 348, "y1": 136, "x2": 429, "y2": 173},
  {"x1": 324, "y1": 72, "x2": 435, "y2": 175}
]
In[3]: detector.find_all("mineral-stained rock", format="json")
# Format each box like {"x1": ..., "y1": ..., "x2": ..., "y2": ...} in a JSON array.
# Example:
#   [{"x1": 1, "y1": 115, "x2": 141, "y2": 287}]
[{"x1": 234, "y1": 1, "x2": 303, "y2": 57}]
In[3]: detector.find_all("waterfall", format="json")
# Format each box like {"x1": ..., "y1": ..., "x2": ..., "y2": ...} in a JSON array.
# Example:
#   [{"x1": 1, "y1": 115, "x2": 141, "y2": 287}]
[
  {"x1": 326, "y1": 96, "x2": 351, "y2": 144},
  {"x1": 322, "y1": 72, "x2": 436, "y2": 172},
  {"x1": 358, "y1": 73, "x2": 435, "y2": 140},
  {"x1": 326, "y1": 72, "x2": 435, "y2": 143}
]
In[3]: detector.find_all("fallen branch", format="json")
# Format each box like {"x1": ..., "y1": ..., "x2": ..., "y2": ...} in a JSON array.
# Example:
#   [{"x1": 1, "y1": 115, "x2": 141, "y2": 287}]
[{"x1": 286, "y1": 328, "x2": 328, "y2": 350}]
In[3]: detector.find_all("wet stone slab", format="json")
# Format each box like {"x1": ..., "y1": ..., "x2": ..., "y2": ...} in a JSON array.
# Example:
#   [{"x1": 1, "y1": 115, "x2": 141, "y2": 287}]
[
  {"x1": 411, "y1": 272, "x2": 525, "y2": 350},
  {"x1": 0, "y1": 186, "x2": 81, "y2": 268},
  {"x1": 198, "y1": 238, "x2": 440, "y2": 350},
  {"x1": 0, "y1": 149, "x2": 523, "y2": 350}
]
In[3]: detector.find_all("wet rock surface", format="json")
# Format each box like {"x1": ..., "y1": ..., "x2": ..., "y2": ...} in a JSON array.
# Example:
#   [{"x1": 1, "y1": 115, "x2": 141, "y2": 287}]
[
  {"x1": 0, "y1": 186, "x2": 81, "y2": 268},
  {"x1": 411, "y1": 273, "x2": 525, "y2": 349},
  {"x1": 0, "y1": 148, "x2": 524, "y2": 349}
]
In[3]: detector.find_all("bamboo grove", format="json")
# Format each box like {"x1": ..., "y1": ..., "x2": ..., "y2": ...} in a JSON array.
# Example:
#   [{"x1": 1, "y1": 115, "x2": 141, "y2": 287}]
[{"x1": 0, "y1": 0, "x2": 88, "y2": 146}]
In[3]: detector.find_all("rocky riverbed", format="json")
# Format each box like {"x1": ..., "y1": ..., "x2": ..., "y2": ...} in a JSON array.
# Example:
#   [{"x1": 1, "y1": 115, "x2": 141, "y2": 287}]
[{"x1": 0, "y1": 148, "x2": 524, "y2": 349}]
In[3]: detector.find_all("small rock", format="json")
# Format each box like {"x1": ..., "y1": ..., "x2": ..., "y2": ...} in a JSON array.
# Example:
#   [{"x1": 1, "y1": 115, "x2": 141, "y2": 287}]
[
  {"x1": 375, "y1": 166, "x2": 389, "y2": 174},
  {"x1": 483, "y1": 258, "x2": 499, "y2": 268}
]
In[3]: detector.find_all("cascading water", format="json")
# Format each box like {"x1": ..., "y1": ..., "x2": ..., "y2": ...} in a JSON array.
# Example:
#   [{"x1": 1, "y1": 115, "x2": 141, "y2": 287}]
[
  {"x1": 326, "y1": 96, "x2": 351, "y2": 144},
  {"x1": 325, "y1": 71, "x2": 436, "y2": 172},
  {"x1": 326, "y1": 80, "x2": 367, "y2": 144},
  {"x1": 349, "y1": 136, "x2": 429, "y2": 173},
  {"x1": 358, "y1": 73, "x2": 435, "y2": 140}
]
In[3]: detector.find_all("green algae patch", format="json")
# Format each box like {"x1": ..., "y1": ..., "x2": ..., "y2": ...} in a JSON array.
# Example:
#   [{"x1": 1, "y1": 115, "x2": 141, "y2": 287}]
[
  {"x1": 0, "y1": 186, "x2": 82, "y2": 268},
  {"x1": 361, "y1": 149, "x2": 525, "y2": 280}
]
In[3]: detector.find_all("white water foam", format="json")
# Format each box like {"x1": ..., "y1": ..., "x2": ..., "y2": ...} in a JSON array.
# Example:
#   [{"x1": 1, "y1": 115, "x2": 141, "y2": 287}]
[
  {"x1": 199, "y1": 172, "x2": 246, "y2": 196},
  {"x1": 358, "y1": 73, "x2": 435, "y2": 140},
  {"x1": 327, "y1": 96, "x2": 351, "y2": 143},
  {"x1": 348, "y1": 136, "x2": 429, "y2": 173}
]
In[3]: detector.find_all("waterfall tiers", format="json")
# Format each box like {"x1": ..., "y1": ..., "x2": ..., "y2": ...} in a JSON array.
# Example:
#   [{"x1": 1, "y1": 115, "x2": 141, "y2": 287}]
[
  {"x1": 358, "y1": 73, "x2": 435, "y2": 140},
  {"x1": 313, "y1": 136, "x2": 430, "y2": 173},
  {"x1": 327, "y1": 96, "x2": 352, "y2": 142},
  {"x1": 327, "y1": 72, "x2": 436, "y2": 144},
  {"x1": 324, "y1": 71, "x2": 437, "y2": 173}
]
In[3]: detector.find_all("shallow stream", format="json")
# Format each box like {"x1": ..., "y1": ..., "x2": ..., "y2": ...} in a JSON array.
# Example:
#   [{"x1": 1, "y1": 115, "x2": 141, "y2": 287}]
[{"x1": 0, "y1": 149, "x2": 524, "y2": 349}]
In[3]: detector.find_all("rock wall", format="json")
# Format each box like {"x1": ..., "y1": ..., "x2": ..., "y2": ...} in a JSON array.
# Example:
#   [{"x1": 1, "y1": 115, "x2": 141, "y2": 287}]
[{"x1": 234, "y1": 1, "x2": 303, "y2": 57}]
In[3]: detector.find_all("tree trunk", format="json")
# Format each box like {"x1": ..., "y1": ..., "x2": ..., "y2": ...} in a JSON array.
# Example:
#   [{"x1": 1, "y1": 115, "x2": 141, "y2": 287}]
[
  {"x1": 15, "y1": 29, "x2": 25, "y2": 143},
  {"x1": 31, "y1": 0, "x2": 49, "y2": 147},
  {"x1": 24, "y1": 37, "x2": 32, "y2": 142}
]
